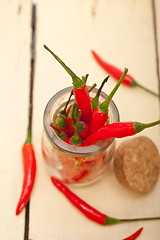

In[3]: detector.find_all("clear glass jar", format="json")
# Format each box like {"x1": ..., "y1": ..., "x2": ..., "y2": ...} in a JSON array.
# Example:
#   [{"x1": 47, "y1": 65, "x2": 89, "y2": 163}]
[{"x1": 42, "y1": 86, "x2": 119, "y2": 186}]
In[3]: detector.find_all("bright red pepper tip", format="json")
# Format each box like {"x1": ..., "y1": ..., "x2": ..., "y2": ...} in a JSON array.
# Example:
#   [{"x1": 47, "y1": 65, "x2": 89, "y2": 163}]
[{"x1": 122, "y1": 227, "x2": 143, "y2": 240}]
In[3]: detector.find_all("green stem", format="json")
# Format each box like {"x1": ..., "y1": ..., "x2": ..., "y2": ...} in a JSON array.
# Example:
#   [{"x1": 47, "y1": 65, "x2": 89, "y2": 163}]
[
  {"x1": 70, "y1": 110, "x2": 82, "y2": 146},
  {"x1": 132, "y1": 80, "x2": 160, "y2": 98},
  {"x1": 98, "y1": 68, "x2": 128, "y2": 113},
  {"x1": 91, "y1": 76, "x2": 109, "y2": 110},
  {"x1": 105, "y1": 215, "x2": 160, "y2": 225},
  {"x1": 88, "y1": 83, "x2": 97, "y2": 92},
  {"x1": 134, "y1": 119, "x2": 160, "y2": 133},
  {"x1": 44, "y1": 44, "x2": 84, "y2": 89},
  {"x1": 82, "y1": 74, "x2": 89, "y2": 83},
  {"x1": 96, "y1": 76, "x2": 109, "y2": 98},
  {"x1": 61, "y1": 90, "x2": 73, "y2": 116},
  {"x1": 25, "y1": 129, "x2": 31, "y2": 144},
  {"x1": 50, "y1": 123, "x2": 67, "y2": 140},
  {"x1": 120, "y1": 216, "x2": 160, "y2": 223},
  {"x1": 72, "y1": 103, "x2": 78, "y2": 127}
]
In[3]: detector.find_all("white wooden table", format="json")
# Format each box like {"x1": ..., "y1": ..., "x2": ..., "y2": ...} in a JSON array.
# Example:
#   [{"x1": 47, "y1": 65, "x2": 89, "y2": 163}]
[{"x1": 1, "y1": 0, "x2": 160, "y2": 239}]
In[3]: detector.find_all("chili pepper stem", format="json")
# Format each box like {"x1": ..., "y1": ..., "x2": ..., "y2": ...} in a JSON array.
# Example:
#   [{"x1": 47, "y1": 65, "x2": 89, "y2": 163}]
[
  {"x1": 88, "y1": 83, "x2": 97, "y2": 92},
  {"x1": 50, "y1": 123, "x2": 67, "y2": 140},
  {"x1": 44, "y1": 44, "x2": 84, "y2": 89},
  {"x1": 96, "y1": 76, "x2": 109, "y2": 97},
  {"x1": 105, "y1": 215, "x2": 160, "y2": 225},
  {"x1": 91, "y1": 76, "x2": 109, "y2": 110},
  {"x1": 82, "y1": 73, "x2": 89, "y2": 83},
  {"x1": 61, "y1": 90, "x2": 73, "y2": 116},
  {"x1": 120, "y1": 216, "x2": 160, "y2": 223},
  {"x1": 25, "y1": 129, "x2": 31, "y2": 144},
  {"x1": 132, "y1": 80, "x2": 160, "y2": 97},
  {"x1": 70, "y1": 110, "x2": 82, "y2": 146},
  {"x1": 134, "y1": 119, "x2": 160, "y2": 133},
  {"x1": 99, "y1": 68, "x2": 128, "y2": 113}
]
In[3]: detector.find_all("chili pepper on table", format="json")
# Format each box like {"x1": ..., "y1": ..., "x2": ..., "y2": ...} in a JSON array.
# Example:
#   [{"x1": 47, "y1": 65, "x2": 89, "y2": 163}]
[
  {"x1": 91, "y1": 76, "x2": 109, "y2": 110},
  {"x1": 51, "y1": 177, "x2": 160, "y2": 225},
  {"x1": 16, "y1": 130, "x2": 36, "y2": 215},
  {"x1": 50, "y1": 123, "x2": 69, "y2": 143},
  {"x1": 91, "y1": 50, "x2": 160, "y2": 98},
  {"x1": 84, "y1": 119, "x2": 160, "y2": 146},
  {"x1": 90, "y1": 68, "x2": 128, "y2": 133},
  {"x1": 122, "y1": 227, "x2": 143, "y2": 240},
  {"x1": 44, "y1": 45, "x2": 93, "y2": 125}
]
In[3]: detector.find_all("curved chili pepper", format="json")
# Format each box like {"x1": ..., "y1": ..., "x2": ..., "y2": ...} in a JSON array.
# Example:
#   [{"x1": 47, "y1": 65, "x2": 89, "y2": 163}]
[
  {"x1": 90, "y1": 68, "x2": 128, "y2": 133},
  {"x1": 91, "y1": 76, "x2": 109, "y2": 110},
  {"x1": 84, "y1": 120, "x2": 160, "y2": 146},
  {"x1": 123, "y1": 227, "x2": 143, "y2": 240},
  {"x1": 44, "y1": 44, "x2": 93, "y2": 124},
  {"x1": 16, "y1": 130, "x2": 36, "y2": 215},
  {"x1": 51, "y1": 177, "x2": 160, "y2": 225},
  {"x1": 91, "y1": 50, "x2": 160, "y2": 97}
]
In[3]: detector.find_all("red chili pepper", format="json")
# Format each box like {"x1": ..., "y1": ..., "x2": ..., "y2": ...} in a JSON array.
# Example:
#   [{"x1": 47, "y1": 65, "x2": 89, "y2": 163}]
[
  {"x1": 44, "y1": 44, "x2": 93, "y2": 125},
  {"x1": 122, "y1": 227, "x2": 143, "y2": 240},
  {"x1": 90, "y1": 68, "x2": 128, "y2": 133},
  {"x1": 73, "y1": 84, "x2": 92, "y2": 125},
  {"x1": 51, "y1": 177, "x2": 115, "y2": 224},
  {"x1": 84, "y1": 120, "x2": 160, "y2": 146},
  {"x1": 51, "y1": 177, "x2": 160, "y2": 225},
  {"x1": 16, "y1": 130, "x2": 36, "y2": 215},
  {"x1": 66, "y1": 104, "x2": 78, "y2": 137},
  {"x1": 65, "y1": 83, "x2": 96, "y2": 117},
  {"x1": 91, "y1": 50, "x2": 160, "y2": 97}
]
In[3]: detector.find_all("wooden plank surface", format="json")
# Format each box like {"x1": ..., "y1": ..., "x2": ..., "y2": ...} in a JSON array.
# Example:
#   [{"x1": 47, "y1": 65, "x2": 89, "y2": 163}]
[
  {"x1": 0, "y1": 0, "x2": 31, "y2": 239},
  {"x1": 1, "y1": 0, "x2": 160, "y2": 240},
  {"x1": 30, "y1": 0, "x2": 160, "y2": 240}
]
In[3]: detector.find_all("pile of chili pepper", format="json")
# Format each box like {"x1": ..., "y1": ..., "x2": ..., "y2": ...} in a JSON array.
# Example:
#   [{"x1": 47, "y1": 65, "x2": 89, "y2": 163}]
[{"x1": 44, "y1": 44, "x2": 160, "y2": 148}]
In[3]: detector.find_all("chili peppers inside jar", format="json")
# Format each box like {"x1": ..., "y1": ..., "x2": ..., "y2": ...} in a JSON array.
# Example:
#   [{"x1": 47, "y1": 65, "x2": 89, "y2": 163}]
[{"x1": 42, "y1": 86, "x2": 119, "y2": 186}]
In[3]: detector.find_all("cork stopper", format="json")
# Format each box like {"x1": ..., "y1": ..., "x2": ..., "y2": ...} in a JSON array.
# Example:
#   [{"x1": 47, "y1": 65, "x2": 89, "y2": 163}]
[{"x1": 114, "y1": 136, "x2": 160, "y2": 193}]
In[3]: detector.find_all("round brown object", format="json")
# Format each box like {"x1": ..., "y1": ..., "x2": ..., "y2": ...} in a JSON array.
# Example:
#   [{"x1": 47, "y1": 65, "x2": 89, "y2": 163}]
[{"x1": 114, "y1": 136, "x2": 160, "y2": 193}]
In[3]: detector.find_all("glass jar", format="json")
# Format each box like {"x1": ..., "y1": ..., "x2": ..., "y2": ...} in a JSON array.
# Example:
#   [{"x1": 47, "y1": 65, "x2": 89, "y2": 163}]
[{"x1": 42, "y1": 86, "x2": 119, "y2": 186}]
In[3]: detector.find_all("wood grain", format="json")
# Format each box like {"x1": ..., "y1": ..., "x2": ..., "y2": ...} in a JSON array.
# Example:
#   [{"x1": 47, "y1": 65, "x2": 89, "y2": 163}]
[
  {"x1": 0, "y1": 0, "x2": 31, "y2": 239},
  {"x1": 30, "y1": 0, "x2": 160, "y2": 240}
]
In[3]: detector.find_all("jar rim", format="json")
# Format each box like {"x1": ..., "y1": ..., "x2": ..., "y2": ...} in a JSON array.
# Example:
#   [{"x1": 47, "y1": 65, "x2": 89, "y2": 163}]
[{"x1": 43, "y1": 86, "x2": 120, "y2": 157}]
